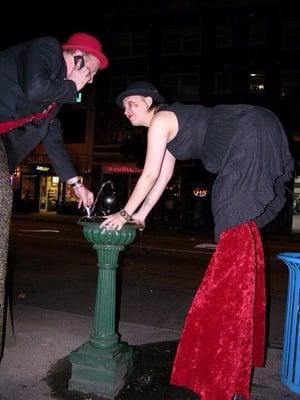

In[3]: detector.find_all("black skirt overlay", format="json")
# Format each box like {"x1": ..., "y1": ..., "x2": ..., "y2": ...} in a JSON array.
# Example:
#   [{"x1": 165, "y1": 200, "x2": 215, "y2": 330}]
[{"x1": 165, "y1": 103, "x2": 294, "y2": 240}]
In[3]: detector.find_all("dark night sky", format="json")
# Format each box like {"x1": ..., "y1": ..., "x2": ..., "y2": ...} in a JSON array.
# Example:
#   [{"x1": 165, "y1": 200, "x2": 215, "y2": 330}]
[
  {"x1": 0, "y1": 9, "x2": 107, "y2": 50},
  {"x1": 1, "y1": 2, "x2": 297, "y2": 50}
]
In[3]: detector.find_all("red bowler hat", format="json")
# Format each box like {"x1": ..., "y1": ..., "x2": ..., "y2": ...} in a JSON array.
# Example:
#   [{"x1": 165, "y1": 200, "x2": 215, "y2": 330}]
[{"x1": 62, "y1": 32, "x2": 109, "y2": 70}]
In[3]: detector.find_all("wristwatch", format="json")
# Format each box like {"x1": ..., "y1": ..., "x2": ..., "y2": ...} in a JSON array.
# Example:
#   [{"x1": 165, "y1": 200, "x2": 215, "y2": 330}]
[{"x1": 119, "y1": 209, "x2": 132, "y2": 222}]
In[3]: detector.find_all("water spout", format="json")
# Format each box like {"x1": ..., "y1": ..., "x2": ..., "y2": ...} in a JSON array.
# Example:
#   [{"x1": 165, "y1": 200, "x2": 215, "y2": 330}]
[{"x1": 80, "y1": 180, "x2": 116, "y2": 222}]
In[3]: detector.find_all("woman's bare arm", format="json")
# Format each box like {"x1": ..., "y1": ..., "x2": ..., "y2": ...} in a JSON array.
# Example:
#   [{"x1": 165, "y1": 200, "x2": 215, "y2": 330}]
[
  {"x1": 101, "y1": 111, "x2": 177, "y2": 229},
  {"x1": 133, "y1": 149, "x2": 176, "y2": 223}
]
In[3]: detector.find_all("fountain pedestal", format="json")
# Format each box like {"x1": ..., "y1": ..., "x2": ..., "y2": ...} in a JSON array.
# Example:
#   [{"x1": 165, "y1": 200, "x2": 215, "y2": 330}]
[{"x1": 68, "y1": 220, "x2": 139, "y2": 399}]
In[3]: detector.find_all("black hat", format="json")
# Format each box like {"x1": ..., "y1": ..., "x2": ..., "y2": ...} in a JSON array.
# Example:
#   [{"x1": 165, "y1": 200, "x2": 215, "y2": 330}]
[{"x1": 116, "y1": 81, "x2": 165, "y2": 108}]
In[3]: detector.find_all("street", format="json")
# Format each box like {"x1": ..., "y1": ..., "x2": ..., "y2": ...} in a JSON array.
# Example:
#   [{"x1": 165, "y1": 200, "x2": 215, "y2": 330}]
[
  {"x1": 1, "y1": 214, "x2": 299, "y2": 399},
  {"x1": 8, "y1": 215, "x2": 292, "y2": 347},
  {"x1": 8, "y1": 217, "x2": 209, "y2": 334}
]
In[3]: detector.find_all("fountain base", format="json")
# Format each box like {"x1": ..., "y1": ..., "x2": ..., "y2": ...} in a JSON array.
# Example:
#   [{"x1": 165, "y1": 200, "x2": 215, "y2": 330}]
[{"x1": 69, "y1": 341, "x2": 140, "y2": 399}]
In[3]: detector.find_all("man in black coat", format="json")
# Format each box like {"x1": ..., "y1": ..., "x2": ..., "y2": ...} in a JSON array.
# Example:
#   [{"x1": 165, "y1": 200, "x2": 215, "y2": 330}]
[{"x1": 0, "y1": 32, "x2": 109, "y2": 355}]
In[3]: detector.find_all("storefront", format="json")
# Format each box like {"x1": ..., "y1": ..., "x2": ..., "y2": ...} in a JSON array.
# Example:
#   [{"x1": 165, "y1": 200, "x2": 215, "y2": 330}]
[
  {"x1": 99, "y1": 162, "x2": 182, "y2": 227},
  {"x1": 100, "y1": 163, "x2": 143, "y2": 210},
  {"x1": 12, "y1": 154, "x2": 83, "y2": 214}
]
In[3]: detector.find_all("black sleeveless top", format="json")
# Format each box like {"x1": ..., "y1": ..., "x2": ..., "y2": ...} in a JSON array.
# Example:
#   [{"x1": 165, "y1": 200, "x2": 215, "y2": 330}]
[
  {"x1": 164, "y1": 103, "x2": 212, "y2": 161},
  {"x1": 162, "y1": 102, "x2": 294, "y2": 240}
]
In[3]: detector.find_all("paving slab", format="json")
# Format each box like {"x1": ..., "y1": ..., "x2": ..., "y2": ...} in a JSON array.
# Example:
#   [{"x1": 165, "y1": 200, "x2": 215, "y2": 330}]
[{"x1": 1, "y1": 305, "x2": 299, "y2": 400}]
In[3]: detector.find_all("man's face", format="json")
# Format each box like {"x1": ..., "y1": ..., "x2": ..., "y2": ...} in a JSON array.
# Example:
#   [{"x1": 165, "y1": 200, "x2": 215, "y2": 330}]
[{"x1": 82, "y1": 54, "x2": 100, "y2": 83}]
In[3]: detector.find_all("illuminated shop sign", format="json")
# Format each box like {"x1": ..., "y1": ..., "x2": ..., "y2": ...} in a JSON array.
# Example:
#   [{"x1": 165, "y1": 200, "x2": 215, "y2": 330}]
[
  {"x1": 193, "y1": 188, "x2": 208, "y2": 197},
  {"x1": 35, "y1": 165, "x2": 50, "y2": 172},
  {"x1": 102, "y1": 164, "x2": 143, "y2": 174}
]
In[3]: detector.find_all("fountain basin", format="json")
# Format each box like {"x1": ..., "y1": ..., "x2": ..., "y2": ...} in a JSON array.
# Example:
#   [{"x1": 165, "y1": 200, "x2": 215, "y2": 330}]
[{"x1": 77, "y1": 218, "x2": 137, "y2": 246}]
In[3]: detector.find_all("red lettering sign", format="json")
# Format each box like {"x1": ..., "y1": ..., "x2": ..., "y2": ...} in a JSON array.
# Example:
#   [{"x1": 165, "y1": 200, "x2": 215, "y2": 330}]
[{"x1": 102, "y1": 164, "x2": 143, "y2": 174}]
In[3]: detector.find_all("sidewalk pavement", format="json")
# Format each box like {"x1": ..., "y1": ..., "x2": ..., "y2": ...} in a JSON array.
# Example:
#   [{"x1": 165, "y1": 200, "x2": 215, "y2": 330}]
[
  {"x1": 1, "y1": 212, "x2": 300, "y2": 399},
  {"x1": 1, "y1": 304, "x2": 298, "y2": 400}
]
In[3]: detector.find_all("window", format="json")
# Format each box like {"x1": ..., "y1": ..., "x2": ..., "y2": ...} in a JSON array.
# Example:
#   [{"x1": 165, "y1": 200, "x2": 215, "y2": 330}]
[
  {"x1": 162, "y1": 29, "x2": 201, "y2": 55},
  {"x1": 282, "y1": 21, "x2": 300, "y2": 49},
  {"x1": 161, "y1": 73, "x2": 200, "y2": 100},
  {"x1": 59, "y1": 109, "x2": 87, "y2": 143},
  {"x1": 106, "y1": 0, "x2": 153, "y2": 15},
  {"x1": 161, "y1": 75, "x2": 178, "y2": 99},
  {"x1": 214, "y1": 72, "x2": 231, "y2": 94},
  {"x1": 165, "y1": 0, "x2": 202, "y2": 11},
  {"x1": 215, "y1": 24, "x2": 233, "y2": 47},
  {"x1": 107, "y1": 120, "x2": 133, "y2": 145},
  {"x1": 113, "y1": 32, "x2": 149, "y2": 58},
  {"x1": 281, "y1": 70, "x2": 300, "y2": 97},
  {"x1": 221, "y1": 0, "x2": 252, "y2": 4},
  {"x1": 249, "y1": 22, "x2": 267, "y2": 46},
  {"x1": 248, "y1": 72, "x2": 265, "y2": 93},
  {"x1": 131, "y1": 0, "x2": 152, "y2": 13}
]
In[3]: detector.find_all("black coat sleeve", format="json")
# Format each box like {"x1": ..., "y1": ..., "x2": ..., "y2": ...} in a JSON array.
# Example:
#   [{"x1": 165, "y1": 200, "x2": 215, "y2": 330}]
[
  {"x1": 41, "y1": 118, "x2": 77, "y2": 181},
  {"x1": 17, "y1": 37, "x2": 77, "y2": 104}
]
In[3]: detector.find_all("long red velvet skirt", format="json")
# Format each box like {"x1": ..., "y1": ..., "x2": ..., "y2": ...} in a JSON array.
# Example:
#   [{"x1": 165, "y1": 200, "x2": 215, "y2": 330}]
[{"x1": 171, "y1": 221, "x2": 265, "y2": 400}]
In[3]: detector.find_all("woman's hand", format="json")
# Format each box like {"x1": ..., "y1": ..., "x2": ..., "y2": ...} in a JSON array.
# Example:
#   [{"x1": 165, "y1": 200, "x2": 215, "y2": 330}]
[
  {"x1": 100, "y1": 211, "x2": 145, "y2": 231},
  {"x1": 100, "y1": 212, "x2": 127, "y2": 230}
]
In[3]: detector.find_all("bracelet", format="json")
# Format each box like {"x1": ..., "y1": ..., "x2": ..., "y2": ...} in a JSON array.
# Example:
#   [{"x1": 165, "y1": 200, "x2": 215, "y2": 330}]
[
  {"x1": 119, "y1": 209, "x2": 132, "y2": 222},
  {"x1": 70, "y1": 179, "x2": 83, "y2": 189}
]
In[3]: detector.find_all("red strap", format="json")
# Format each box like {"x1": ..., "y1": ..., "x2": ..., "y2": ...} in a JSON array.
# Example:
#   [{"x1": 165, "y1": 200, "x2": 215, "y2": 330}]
[{"x1": 0, "y1": 102, "x2": 57, "y2": 135}]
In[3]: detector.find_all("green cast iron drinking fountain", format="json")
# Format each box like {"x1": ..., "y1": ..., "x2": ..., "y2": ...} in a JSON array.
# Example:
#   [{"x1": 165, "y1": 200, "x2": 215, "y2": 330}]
[{"x1": 68, "y1": 182, "x2": 140, "y2": 399}]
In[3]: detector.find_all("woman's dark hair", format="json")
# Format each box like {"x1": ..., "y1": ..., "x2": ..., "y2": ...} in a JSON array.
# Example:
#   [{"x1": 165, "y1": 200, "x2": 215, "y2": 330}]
[{"x1": 149, "y1": 101, "x2": 168, "y2": 113}]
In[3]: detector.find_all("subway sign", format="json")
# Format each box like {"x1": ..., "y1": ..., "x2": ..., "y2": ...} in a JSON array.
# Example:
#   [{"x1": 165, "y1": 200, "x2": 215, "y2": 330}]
[{"x1": 24, "y1": 154, "x2": 50, "y2": 164}]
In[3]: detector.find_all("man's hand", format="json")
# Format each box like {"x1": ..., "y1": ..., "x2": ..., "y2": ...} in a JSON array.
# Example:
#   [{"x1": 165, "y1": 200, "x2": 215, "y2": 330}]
[
  {"x1": 73, "y1": 185, "x2": 94, "y2": 208},
  {"x1": 67, "y1": 63, "x2": 92, "y2": 91}
]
